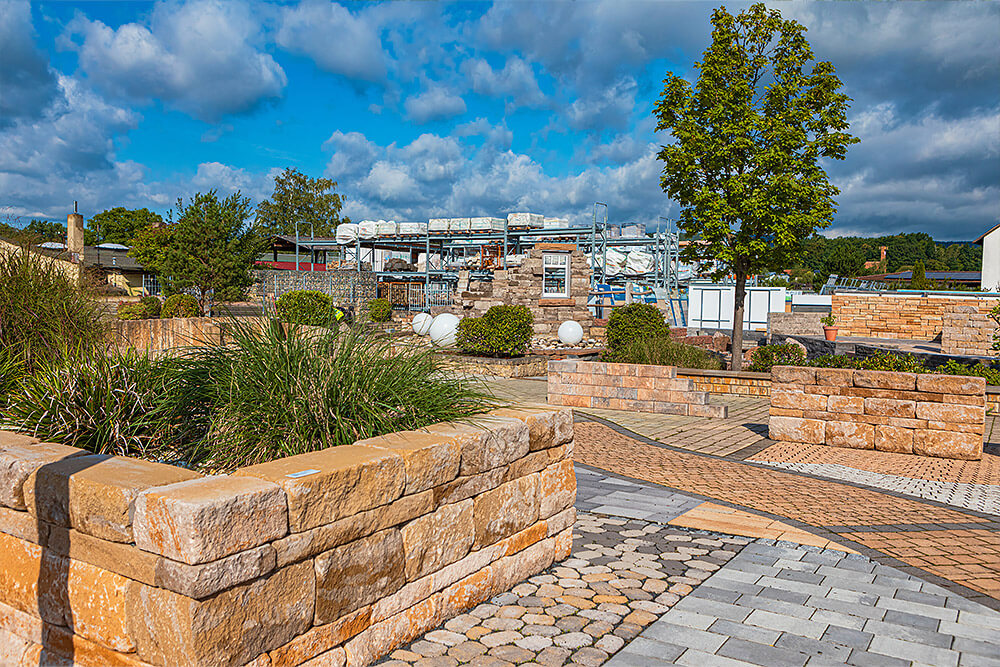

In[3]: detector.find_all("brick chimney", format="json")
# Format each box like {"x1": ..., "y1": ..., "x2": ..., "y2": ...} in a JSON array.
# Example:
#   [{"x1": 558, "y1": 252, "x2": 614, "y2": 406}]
[{"x1": 67, "y1": 202, "x2": 84, "y2": 264}]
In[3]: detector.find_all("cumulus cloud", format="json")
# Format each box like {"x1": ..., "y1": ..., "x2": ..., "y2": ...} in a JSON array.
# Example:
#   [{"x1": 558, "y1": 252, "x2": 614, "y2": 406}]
[
  {"x1": 0, "y1": 1, "x2": 59, "y2": 125},
  {"x1": 463, "y1": 56, "x2": 546, "y2": 108},
  {"x1": 404, "y1": 85, "x2": 467, "y2": 124},
  {"x1": 276, "y1": 2, "x2": 386, "y2": 82},
  {"x1": 63, "y1": 0, "x2": 286, "y2": 121}
]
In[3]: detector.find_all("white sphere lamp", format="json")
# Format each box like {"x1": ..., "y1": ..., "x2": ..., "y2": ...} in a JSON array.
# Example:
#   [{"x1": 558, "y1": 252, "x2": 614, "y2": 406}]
[
  {"x1": 429, "y1": 313, "x2": 460, "y2": 347},
  {"x1": 558, "y1": 320, "x2": 584, "y2": 346},
  {"x1": 412, "y1": 312, "x2": 433, "y2": 336}
]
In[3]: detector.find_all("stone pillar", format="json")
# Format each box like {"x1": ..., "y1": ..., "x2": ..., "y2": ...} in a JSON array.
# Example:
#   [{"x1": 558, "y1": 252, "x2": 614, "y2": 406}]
[{"x1": 67, "y1": 211, "x2": 84, "y2": 264}]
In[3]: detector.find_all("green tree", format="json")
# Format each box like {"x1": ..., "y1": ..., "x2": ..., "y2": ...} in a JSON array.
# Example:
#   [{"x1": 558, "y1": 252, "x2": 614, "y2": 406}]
[
  {"x1": 911, "y1": 260, "x2": 929, "y2": 290},
  {"x1": 86, "y1": 207, "x2": 164, "y2": 246},
  {"x1": 255, "y1": 168, "x2": 348, "y2": 238},
  {"x1": 654, "y1": 3, "x2": 858, "y2": 369},
  {"x1": 23, "y1": 219, "x2": 66, "y2": 242},
  {"x1": 824, "y1": 243, "x2": 864, "y2": 278},
  {"x1": 130, "y1": 191, "x2": 261, "y2": 309}
]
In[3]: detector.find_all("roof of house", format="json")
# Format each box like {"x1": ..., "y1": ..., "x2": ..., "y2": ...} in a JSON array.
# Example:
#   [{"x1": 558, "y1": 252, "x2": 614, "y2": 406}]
[
  {"x1": 974, "y1": 222, "x2": 1000, "y2": 245},
  {"x1": 82, "y1": 246, "x2": 144, "y2": 271},
  {"x1": 270, "y1": 235, "x2": 339, "y2": 251}
]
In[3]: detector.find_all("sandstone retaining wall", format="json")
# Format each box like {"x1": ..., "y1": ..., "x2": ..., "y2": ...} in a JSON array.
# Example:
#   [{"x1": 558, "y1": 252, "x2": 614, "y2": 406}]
[
  {"x1": 0, "y1": 406, "x2": 575, "y2": 666},
  {"x1": 940, "y1": 305, "x2": 999, "y2": 357},
  {"x1": 832, "y1": 293, "x2": 997, "y2": 341},
  {"x1": 548, "y1": 360, "x2": 728, "y2": 417},
  {"x1": 678, "y1": 369, "x2": 771, "y2": 398},
  {"x1": 768, "y1": 366, "x2": 985, "y2": 460},
  {"x1": 111, "y1": 316, "x2": 268, "y2": 353}
]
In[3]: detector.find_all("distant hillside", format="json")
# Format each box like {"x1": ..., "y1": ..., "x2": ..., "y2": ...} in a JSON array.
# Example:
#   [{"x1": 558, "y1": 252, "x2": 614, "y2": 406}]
[{"x1": 799, "y1": 232, "x2": 981, "y2": 278}]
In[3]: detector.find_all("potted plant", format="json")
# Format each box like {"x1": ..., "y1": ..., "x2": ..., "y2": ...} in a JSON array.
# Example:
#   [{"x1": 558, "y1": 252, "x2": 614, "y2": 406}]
[{"x1": 821, "y1": 313, "x2": 838, "y2": 341}]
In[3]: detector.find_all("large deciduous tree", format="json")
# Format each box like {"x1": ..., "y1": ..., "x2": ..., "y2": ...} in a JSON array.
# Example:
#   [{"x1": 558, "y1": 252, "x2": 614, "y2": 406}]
[
  {"x1": 654, "y1": 3, "x2": 858, "y2": 370},
  {"x1": 86, "y1": 207, "x2": 164, "y2": 245},
  {"x1": 255, "y1": 168, "x2": 348, "y2": 238},
  {"x1": 130, "y1": 191, "x2": 261, "y2": 309}
]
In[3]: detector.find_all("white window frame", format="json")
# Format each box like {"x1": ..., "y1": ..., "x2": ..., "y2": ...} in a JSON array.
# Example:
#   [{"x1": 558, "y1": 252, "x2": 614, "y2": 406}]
[{"x1": 542, "y1": 252, "x2": 570, "y2": 298}]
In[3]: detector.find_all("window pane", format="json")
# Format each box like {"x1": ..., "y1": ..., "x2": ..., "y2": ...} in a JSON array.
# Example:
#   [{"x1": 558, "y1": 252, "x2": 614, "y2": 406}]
[{"x1": 542, "y1": 253, "x2": 569, "y2": 297}]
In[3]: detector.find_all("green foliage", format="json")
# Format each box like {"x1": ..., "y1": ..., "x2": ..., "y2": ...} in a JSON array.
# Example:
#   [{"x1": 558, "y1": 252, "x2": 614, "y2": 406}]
[
  {"x1": 256, "y1": 168, "x2": 348, "y2": 238},
  {"x1": 605, "y1": 303, "x2": 668, "y2": 359},
  {"x1": 808, "y1": 354, "x2": 856, "y2": 368},
  {"x1": 796, "y1": 233, "x2": 981, "y2": 280},
  {"x1": 820, "y1": 313, "x2": 836, "y2": 327},
  {"x1": 0, "y1": 347, "x2": 27, "y2": 399},
  {"x1": 936, "y1": 360, "x2": 1000, "y2": 386},
  {"x1": 615, "y1": 337, "x2": 724, "y2": 370},
  {"x1": 130, "y1": 191, "x2": 260, "y2": 308},
  {"x1": 116, "y1": 302, "x2": 147, "y2": 320},
  {"x1": 748, "y1": 344, "x2": 807, "y2": 372},
  {"x1": 0, "y1": 248, "x2": 107, "y2": 378},
  {"x1": 910, "y1": 260, "x2": 929, "y2": 290},
  {"x1": 276, "y1": 290, "x2": 340, "y2": 327},
  {"x1": 457, "y1": 305, "x2": 534, "y2": 358},
  {"x1": 162, "y1": 294, "x2": 200, "y2": 318},
  {"x1": 163, "y1": 320, "x2": 496, "y2": 470},
  {"x1": 654, "y1": 3, "x2": 857, "y2": 369},
  {"x1": 368, "y1": 298, "x2": 392, "y2": 323},
  {"x1": 824, "y1": 244, "x2": 865, "y2": 278},
  {"x1": 855, "y1": 350, "x2": 927, "y2": 373},
  {"x1": 139, "y1": 296, "x2": 161, "y2": 319},
  {"x1": 87, "y1": 207, "x2": 164, "y2": 246},
  {"x1": 23, "y1": 219, "x2": 66, "y2": 243}
]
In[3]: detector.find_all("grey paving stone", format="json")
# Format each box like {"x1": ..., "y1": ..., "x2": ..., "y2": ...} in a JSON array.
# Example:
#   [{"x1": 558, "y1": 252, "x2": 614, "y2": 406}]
[
  {"x1": 875, "y1": 596, "x2": 960, "y2": 622},
  {"x1": 883, "y1": 608, "x2": 940, "y2": 630},
  {"x1": 846, "y1": 648, "x2": 911, "y2": 667},
  {"x1": 643, "y1": 623, "x2": 727, "y2": 653},
  {"x1": 869, "y1": 635, "x2": 960, "y2": 667},
  {"x1": 716, "y1": 637, "x2": 809, "y2": 667},
  {"x1": 676, "y1": 597, "x2": 752, "y2": 623},
  {"x1": 953, "y1": 636, "x2": 1000, "y2": 659},
  {"x1": 808, "y1": 595, "x2": 887, "y2": 621},
  {"x1": 613, "y1": 637, "x2": 686, "y2": 661},
  {"x1": 657, "y1": 609, "x2": 716, "y2": 631},
  {"x1": 707, "y1": 618, "x2": 781, "y2": 646},
  {"x1": 675, "y1": 647, "x2": 759, "y2": 667},
  {"x1": 744, "y1": 609, "x2": 828, "y2": 639},
  {"x1": 940, "y1": 619, "x2": 997, "y2": 643},
  {"x1": 774, "y1": 633, "x2": 852, "y2": 662},
  {"x1": 735, "y1": 594, "x2": 816, "y2": 620},
  {"x1": 755, "y1": 575, "x2": 830, "y2": 599},
  {"x1": 820, "y1": 624, "x2": 873, "y2": 650},
  {"x1": 809, "y1": 609, "x2": 867, "y2": 632},
  {"x1": 862, "y1": 618, "x2": 953, "y2": 648}
]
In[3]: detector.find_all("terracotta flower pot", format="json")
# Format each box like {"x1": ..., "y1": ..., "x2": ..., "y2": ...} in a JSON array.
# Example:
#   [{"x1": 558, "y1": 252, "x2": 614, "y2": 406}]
[{"x1": 823, "y1": 325, "x2": 838, "y2": 341}]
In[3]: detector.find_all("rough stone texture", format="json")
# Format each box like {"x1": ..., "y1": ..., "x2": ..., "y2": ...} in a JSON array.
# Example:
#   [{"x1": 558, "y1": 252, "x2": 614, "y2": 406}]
[
  {"x1": 768, "y1": 416, "x2": 825, "y2": 445},
  {"x1": 941, "y1": 305, "x2": 999, "y2": 357},
  {"x1": 0, "y1": 442, "x2": 86, "y2": 510},
  {"x1": 826, "y1": 421, "x2": 875, "y2": 450},
  {"x1": 874, "y1": 425, "x2": 914, "y2": 454},
  {"x1": 539, "y1": 459, "x2": 576, "y2": 519},
  {"x1": 0, "y1": 531, "x2": 43, "y2": 616},
  {"x1": 134, "y1": 476, "x2": 288, "y2": 564},
  {"x1": 913, "y1": 430, "x2": 983, "y2": 460},
  {"x1": 832, "y1": 293, "x2": 998, "y2": 340},
  {"x1": 153, "y1": 543, "x2": 277, "y2": 599},
  {"x1": 441, "y1": 417, "x2": 530, "y2": 476},
  {"x1": 127, "y1": 560, "x2": 315, "y2": 667},
  {"x1": 401, "y1": 500, "x2": 474, "y2": 580},
  {"x1": 234, "y1": 445, "x2": 405, "y2": 532},
  {"x1": 473, "y1": 475, "x2": 540, "y2": 549},
  {"x1": 771, "y1": 366, "x2": 817, "y2": 385},
  {"x1": 490, "y1": 406, "x2": 573, "y2": 450},
  {"x1": 315, "y1": 529, "x2": 406, "y2": 624},
  {"x1": 355, "y1": 430, "x2": 462, "y2": 495},
  {"x1": 43, "y1": 523, "x2": 160, "y2": 587},
  {"x1": 853, "y1": 370, "x2": 916, "y2": 391},
  {"x1": 269, "y1": 607, "x2": 371, "y2": 667},
  {"x1": 25, "y1": 454, "x2": 200, "y2": 543}
]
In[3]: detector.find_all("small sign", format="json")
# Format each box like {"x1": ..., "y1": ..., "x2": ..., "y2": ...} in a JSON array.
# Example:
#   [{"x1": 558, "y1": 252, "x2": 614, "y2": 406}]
[{"x1": 286, "y1": 469, "x2": 320, "y2": 479}]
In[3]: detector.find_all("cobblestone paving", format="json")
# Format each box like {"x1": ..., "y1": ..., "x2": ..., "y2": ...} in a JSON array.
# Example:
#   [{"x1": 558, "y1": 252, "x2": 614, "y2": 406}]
[{"x1": 751, "y1": 460, "x2": 1000, "y2": 516}]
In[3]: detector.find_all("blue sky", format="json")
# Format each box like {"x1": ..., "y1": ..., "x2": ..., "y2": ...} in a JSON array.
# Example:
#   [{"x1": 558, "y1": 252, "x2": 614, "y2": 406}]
[{"x1": 1, "y1": 0, "x2": 998, "y2": 240}]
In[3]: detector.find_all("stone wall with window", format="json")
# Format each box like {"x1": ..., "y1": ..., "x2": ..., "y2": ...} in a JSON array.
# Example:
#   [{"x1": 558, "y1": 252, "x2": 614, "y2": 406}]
[{"x1": 450, "y1": 243, "x2": 597, "y2": 338}]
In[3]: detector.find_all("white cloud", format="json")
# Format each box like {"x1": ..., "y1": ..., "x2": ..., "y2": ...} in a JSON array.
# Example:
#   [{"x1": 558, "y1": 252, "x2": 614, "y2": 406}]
[
  {"x1": 404, "y1": 85, "x2": 467, "y2": 124},
  {"x1": 276, "y1": 2, "x2": 386, "y2": 82},
  {"x1": 64, "y1": 0, "x2": 286, "y2": 121},
  {"x1": 463, "y1": 56, "x2": 546, "y2": 108},
  {"x1": 0, "y1": 0, "x2": 59, "y2": 125}
]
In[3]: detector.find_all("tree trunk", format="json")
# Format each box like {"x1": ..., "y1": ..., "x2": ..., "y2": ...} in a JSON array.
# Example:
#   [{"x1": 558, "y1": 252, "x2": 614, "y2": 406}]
[{"x1": 731, "y1": 268, "x2": 747, "y2": 371}]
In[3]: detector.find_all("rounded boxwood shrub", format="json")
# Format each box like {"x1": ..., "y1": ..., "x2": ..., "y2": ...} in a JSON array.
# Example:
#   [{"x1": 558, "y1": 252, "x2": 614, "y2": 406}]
[
  {"x1": 139, "y1": 296, "x2": 161, "y2": 319},
  {"x1": 747, "y1": 343, "x2": 806, "y2": 372},
  {"x1": 116, "y1": 302, "x2": 147, "y2": 321},
  {"x1": 457, "y1": 305, "x2": 533, "y2": 357},
  {"x1": 368, "y1": 298, "x2": 392, "y2": 323},
  {"x1": 605, "y1": 303, "x2": 667, "y2": 359},
  {"x1": 162, "y1": 294, "x2": 201, "y2": 318},
  {"x1": 275, "y1": 290, "x2": 337, "y2": 327}
]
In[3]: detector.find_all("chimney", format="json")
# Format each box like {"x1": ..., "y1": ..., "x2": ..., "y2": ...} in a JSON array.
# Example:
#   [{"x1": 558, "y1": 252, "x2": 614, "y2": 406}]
[{"x1": 67, "y1": 207, "x2": 85, "y2": 264}]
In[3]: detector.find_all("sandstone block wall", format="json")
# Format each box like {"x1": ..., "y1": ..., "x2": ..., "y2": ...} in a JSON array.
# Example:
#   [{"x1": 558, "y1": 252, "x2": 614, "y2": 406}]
[
  {"x1": 768, "y1": 366, "x2": 985, "y2": 460},
  {"x1": 678, "y1": 370, "x2": 771, "y2": 398},
  {"x1": 832, "y1": 293, "x2": 997, "y2": 341},
  {"x1": 0, "y1": 406, "x2": 575, "y2": 667},
  {"x1": 940, "y1": 305, "x2": 999, "y2": 357},
  {"x1": 548, "y1": 360, "x2": 728, "y2": 418},
  {"x1": 111, "y1": 316, "x2": 267, "y2": 353}
]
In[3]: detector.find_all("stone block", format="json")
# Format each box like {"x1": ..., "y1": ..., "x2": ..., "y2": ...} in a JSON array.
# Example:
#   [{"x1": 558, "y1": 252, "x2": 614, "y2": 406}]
[
  {"x1": 25, "y1": 455, "x2": 200, "y2": 543},
  {"x1": 344, "y1": 595, "x2": 440, "y2": 667},
  {"x1": 234, "y1": 445, "x2": 405, "y2": 532},
  {"x1": 269, "y1": 607, "x2": 371, "y2": 667},
  {"x1": 539, "y1": 459, "x2": 576, "y2": 519},
  {"x1": 491, "y1": 535, "x2": 556, "y2": 592},
  {"x1": 652, "y1": 402, "x2": 689, "y2": 415},
  {"x1": 426, "y1": 416, "x2": 528, "y2": 476},
  {"x1": 688, "y1": 404, "x2": 728, "y2": 418},
  {"x1": 828, "y1": 395, "x2": 865, "y2": 414},
  {"x1": 0, "y1": 442, "x2": 87, "y2": 510},
  {"x1": 354, "y1": 430, "x2": 461, "y2": 495},
  {"x1": 771, "y1": 366, "x2": 817, "y2": 384},
  {"x1": 473, "y1": 475, "x2": 539, "y2": 549},
  {"x1": 816, "y1": 368, "x2": 854, "y2": 387},
  {"x1": 853, "y1": 370, "x2": 916, "y2": 391},
  {"x1": 826, "y1": 421, "x2": 875, "y2": 449},
  {"x1": 134, "y1": 476, "x2": 288, "y2": 565},
  {"x1": 912, "y1": 430, "x2": 982, "y2": 460},
  {"x1": 432, "y1": 468, "x2": 506, "y2": 507},
  {"x1": 127, "y1": 560, "x2": 315, "y2": 667},
  {"x1": 438, "y1": 567, "x2": 494, "y2": 620},
  {"x1": 772, "y1": 390, "x2": 827, "y2": 411},
  {"x1": 400, "y1": 500, "x2": 474, "y2": 581},
  {"x1": 154, "y1": 544, "x2": 276, "y2": 599},
  {"x1": 768, "y1": 416, "x2": 825, "y2": 444},
  {"x1": 43, "y1": 523, "x2": 159, "y2": 587},
  {"x1": 864, "y1": 398, "x2": 916, "y2": 419},
  {"x1": 916, "y1": 374, "x2": 986, "y2": 396},
  {"x1": 489, "y1": 406, "x2": 573, "y2": 450},
  {"x1": 0, "y1": 505, "x2": 45, "y2": 544},
  {"x1": 314, "y1": 529, "x2": 406, "y2": 624},
  {"x1": 0, "y1": 531, "x2": 42, "y2": 616},
  {"x1": 875, "y1": 426, "x2": 913, "y2": 454},
  {"x1": 915, "y1": 402, "x2": 985, "y2": 425}
]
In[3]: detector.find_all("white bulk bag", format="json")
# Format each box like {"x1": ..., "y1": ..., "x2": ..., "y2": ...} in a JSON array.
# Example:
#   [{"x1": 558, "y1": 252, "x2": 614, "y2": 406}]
[{"x1": 336, "y1": 223, "x2": 359, "y2": 245}]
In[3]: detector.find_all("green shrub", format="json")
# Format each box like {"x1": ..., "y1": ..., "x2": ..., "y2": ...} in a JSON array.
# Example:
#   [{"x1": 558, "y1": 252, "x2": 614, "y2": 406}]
[
  {"x1": 275, "y1": 290, "x2": 338, "y2": 327},
  {"x1": 808, "y1": 354, "x2": 856, "y2": 368},
  {"x1": 368, "y1": 298, "x2": 392, "y2": 323},
  {"x1": 855, "y1": 350, "x2": 927, "y2": 373},
  {"x1": 162, "y1": 293, "x2": 201, "y2": 318},
  {"x1": 935, "y1": 360, "x2": 1000, "y2": 386},
  {"x1": 163, "y1": 320, "x2": 497, "y2": 470},
  {"x1": 140, "y1": 296, "x2": 161, "y2": 319},
  {"x1": 748, "y1": 343, "x2": 807, "y2": 372},
  {"x1": 606, "y1": 304, "x2": 667, "y2": 358},
  {"x1": 0, "y1": 248, "x2": 107, "y2": 377},
  {"x1": 116, "y1": 302, "x2": 147, "y2": 320},
  {"x1": 457, "y1": 305, "x2": 534, "y2": 358},
  {"x1": 617, "y1": 337, "x2": 724, "y2": 370}
]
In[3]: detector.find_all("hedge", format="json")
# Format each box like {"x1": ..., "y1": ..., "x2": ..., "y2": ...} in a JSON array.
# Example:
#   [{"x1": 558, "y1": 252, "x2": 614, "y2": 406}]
[{"x1": 457, "y1": 305, "x2": 533, "y2": 357}]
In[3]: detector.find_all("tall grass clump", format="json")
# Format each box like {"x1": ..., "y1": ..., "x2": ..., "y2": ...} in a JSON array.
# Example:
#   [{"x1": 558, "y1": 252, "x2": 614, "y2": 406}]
[
  {"x1": 618, "y1": 337, "x2": 724, "y2": 370},
  {"x1": 166, "y1": 319, "x2": 497, "y2": 470},
  {"x1": 0, "y1": 248, "x2": 108, "y2": 377}
]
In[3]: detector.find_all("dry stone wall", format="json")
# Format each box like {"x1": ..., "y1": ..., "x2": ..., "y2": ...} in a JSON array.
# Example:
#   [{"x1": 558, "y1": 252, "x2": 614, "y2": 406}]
[
  {"x1": 548, "y1": 360, "x2": 728, "y2": 418},
  {"x1": 940, "y1": 305, "x2": 999, "y2": 357},
  {"x1": 111, "y1": 316, "x2": 267, "y2": 353},
  {"x1": 832, "y1": 293, "x2": 997, "y2": 341},
  {"x1": 768, "y1": 365, "x2": 985, "y2": 460},
  {"x1": 0, "y1": 406, "x2": 575, "y2": 667}
]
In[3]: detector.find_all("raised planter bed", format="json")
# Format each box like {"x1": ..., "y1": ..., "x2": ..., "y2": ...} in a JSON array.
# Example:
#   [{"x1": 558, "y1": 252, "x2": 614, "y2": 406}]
[{"x1": 0, "y1": 406, "x2": 575, "y2": 666}]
